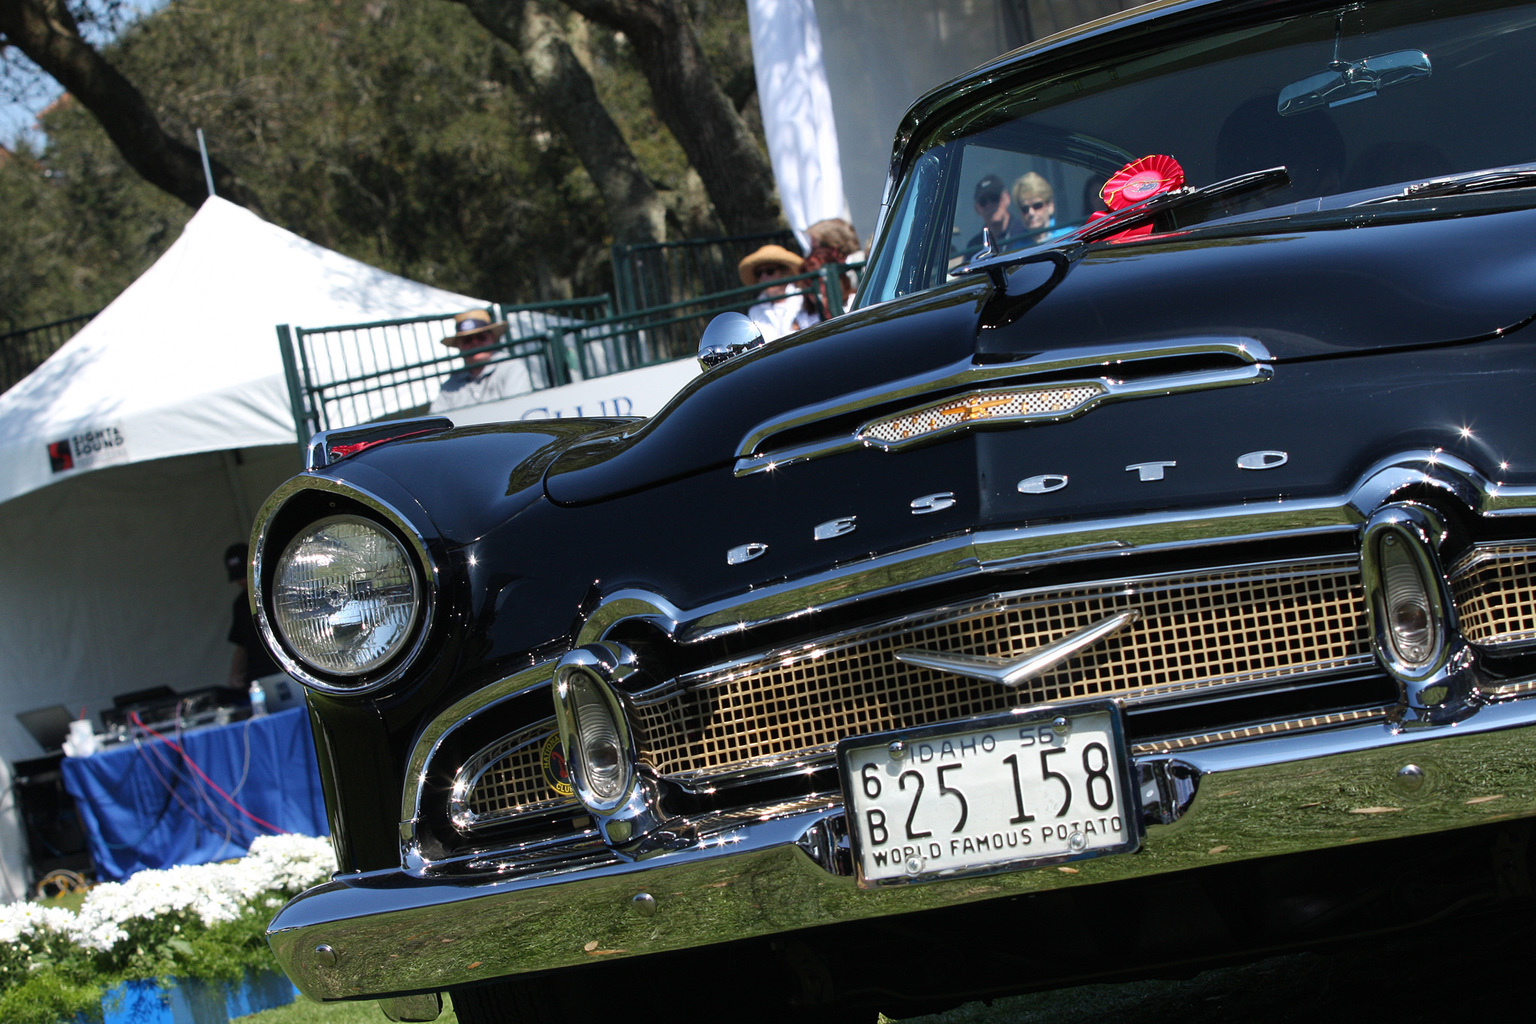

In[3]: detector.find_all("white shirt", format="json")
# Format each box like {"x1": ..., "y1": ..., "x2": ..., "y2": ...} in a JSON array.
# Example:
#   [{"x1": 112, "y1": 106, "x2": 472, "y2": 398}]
[
  {"x1": 748, "y1": 293, "x2": 820, "y2": 342},
  {"x1": 430, "y1": 360, "x2": 531, "y2": 413}
]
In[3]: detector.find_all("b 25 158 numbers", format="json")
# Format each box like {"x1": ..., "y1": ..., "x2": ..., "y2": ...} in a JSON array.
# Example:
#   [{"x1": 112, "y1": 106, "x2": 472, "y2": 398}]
[{"x1": 839, "y1": 703, "x2": 1137, "y2": 885}]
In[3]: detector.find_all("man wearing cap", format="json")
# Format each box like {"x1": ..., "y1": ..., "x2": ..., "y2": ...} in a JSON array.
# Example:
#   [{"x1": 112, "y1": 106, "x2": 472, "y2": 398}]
[
  {"x1": 738, "y1": 244, "x2": 820, "y2": 342},
  {"x1": 966, "y1": 172, "x2": 1029, "y2": 252},
  {"x1": 430, "y1": 308, "x2": 528, "y2": 413}
]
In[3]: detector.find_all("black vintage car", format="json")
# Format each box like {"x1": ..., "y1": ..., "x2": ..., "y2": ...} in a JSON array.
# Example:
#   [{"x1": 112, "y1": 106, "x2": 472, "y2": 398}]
[{"x1": 254, "y1": 0, "x2": 1536, "y2": 1020}]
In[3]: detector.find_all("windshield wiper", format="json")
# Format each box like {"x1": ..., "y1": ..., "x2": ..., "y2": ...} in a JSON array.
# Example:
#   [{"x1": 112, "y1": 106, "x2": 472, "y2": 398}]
[
  {"x1": 1357, "y1": 167, "x2": 1536, "y2": 204},
  {"x1": 1074, "y1": 166, "x2": 1292, "y2": 243}
]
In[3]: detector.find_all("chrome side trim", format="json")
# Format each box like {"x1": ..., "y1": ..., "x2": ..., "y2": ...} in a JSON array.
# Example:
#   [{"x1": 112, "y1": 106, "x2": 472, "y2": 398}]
[
  {"x1": 250, "y1": 475, "x2": 439, "y2": 698},
  {"x1": 733, "y1": 338, "x2": 1273, "y2": 476},
  {"x1": 270, "y1": 694, "x2": 1536, "y2": 1002},
  {"x1": 580, "y1": 451, "x2": 1536, "y2": 648},
  {"x1": 1131, "y1": 706, "x2": 1395, "y2": 756},
  {"x1": 400, "y1": 662, "x2": 555, "y2": 866}
]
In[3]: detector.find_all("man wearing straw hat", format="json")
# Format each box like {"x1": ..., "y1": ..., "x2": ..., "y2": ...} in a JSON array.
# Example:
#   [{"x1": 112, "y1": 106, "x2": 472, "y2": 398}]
[{"x1": 430, "y1": 308, "x2": 525, "y2": 413}]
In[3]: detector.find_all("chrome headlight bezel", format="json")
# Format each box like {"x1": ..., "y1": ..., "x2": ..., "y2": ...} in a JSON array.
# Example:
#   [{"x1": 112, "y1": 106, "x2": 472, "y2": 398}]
[
  {"x1": 1363, "y1": 503, "x2": 1455, "y2": 683},
  {"x1": 251, "y1": 479, "x2": 436, "y2": 697}
]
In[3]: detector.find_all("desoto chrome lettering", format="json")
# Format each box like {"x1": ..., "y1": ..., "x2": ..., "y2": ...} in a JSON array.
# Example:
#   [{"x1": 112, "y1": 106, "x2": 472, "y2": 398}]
[
  {"x1": 911, "y1": 492, "x2": 957, "y2": 515},
  {"x1": 814, "y1": 516, "x2": 857, "y2": 540},
  {"x1": 1018, "y1": 474, "x2": 1068, "y2": 494}
]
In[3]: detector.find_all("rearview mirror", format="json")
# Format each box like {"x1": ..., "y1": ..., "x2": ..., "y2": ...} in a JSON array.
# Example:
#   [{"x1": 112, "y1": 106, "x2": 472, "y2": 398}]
[{"x1": 1279, "y1": 49, "x2": 1431, "y2": 116}]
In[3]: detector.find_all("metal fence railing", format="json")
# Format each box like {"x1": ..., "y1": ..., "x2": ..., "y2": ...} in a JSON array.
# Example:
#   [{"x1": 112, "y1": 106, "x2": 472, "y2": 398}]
[
  {"x1": 278, "y1": 296, "x2": 613, "y2": 443},
  {"x1": 280, "y1": 256, "x2": 860, "y2": 443},
  {"x1": 1, "y1": 313, "x2": 98, "y2": 394},
  {"x1": 611, "y1": 230, "x2": 799, "y2": 313},
  {"x1": 561, "y1": 263, "x2": 855, "y2": 380}
]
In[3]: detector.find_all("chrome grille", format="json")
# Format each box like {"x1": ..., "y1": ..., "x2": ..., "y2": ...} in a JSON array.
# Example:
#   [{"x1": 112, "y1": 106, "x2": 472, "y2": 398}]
[
  {"x1": 634, "y1": 558, "x2": 1370, "y2": 781},
  {"x1": 1451, "y1": 543, "x2": 1536, "y2": 648},
  {"x1": 452, "y1": 722, "x2": 577, "y2": 830}
]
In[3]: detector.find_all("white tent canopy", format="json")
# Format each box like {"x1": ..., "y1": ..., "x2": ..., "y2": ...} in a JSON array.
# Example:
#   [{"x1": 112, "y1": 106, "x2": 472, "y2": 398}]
[
  {"x1": 0, "y1": 197, "x2": 481, "y2": 764},
  {"x1": 0, "y1": 197, "x2": 479, "y2": 509}
]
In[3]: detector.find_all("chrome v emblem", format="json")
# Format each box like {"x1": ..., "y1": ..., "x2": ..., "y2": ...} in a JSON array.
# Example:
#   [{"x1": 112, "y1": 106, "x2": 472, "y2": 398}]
[{"x1": 894, "y1": 610, "x2": 1138, "y2": 688}]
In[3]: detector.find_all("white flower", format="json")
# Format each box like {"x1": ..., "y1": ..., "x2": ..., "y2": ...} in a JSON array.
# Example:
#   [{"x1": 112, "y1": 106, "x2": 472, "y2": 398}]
[
  {"x1": 0, "y1": 902, "x2": 75, "y2": 945},
  {"x1": 20, "y1": 833, "x2": 340, "y2": 954}
]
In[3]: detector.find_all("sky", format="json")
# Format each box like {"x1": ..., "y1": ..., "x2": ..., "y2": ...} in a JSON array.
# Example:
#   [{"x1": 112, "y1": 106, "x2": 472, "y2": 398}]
[
  {"x1": 1, "y1": 0, "x2": 168, "y2": 150},
  {"x1": 0, "y1": 61, "x2": 60, "y2": 149}
]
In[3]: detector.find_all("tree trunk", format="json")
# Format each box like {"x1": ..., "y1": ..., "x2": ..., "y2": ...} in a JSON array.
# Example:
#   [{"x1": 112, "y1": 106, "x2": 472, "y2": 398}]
[
  {"x1": 558, "y1": 0, "x2": 782, "y2": 235},
  {"x1": 0, "y1": 0, "x2": 262, "y2": 212},
  {"x1": 451, "y1": 0, "x2": 666, "y2": 245}
]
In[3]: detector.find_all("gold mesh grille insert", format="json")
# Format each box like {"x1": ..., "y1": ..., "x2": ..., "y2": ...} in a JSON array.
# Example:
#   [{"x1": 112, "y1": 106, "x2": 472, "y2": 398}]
[
  {"x1": 1451, "y1": 543, "x2": 1536, "y2": 647},
  {"x1": 454, "y1": 722, "x2": 577, "y2": 829},
  {"x1": 860, "y1": 383, "x2": 1105, "y2": 445},
  {"x1": 634, "y1": 559, "x2": 1369, "y2": 780}
]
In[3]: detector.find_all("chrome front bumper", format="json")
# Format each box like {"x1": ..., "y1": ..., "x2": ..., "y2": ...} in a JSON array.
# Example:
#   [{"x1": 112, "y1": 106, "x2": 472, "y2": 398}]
[{"x1": 270, "y1": 693, "x2": 1536, "y2": 1002}]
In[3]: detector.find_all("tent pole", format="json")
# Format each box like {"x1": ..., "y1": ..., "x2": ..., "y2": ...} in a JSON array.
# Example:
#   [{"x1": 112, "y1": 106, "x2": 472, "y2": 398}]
[
  {"x1": 196, "y1": 129, "x2": 216, "y2": 198},
  {"x1": 221, "y1": 450, "x2": 254, "y2": 538}
]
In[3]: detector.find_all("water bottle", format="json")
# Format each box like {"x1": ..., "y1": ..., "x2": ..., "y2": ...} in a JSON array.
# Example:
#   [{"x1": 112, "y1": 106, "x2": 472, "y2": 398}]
[{"x1": 249, "y1": 679, "x2": 269, "y2": 718}]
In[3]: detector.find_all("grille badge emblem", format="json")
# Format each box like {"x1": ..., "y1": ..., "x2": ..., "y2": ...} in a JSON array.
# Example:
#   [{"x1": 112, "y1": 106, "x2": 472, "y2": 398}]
[{"x1": 894, "y1": 610, "x2": 1138, "y2": 688}]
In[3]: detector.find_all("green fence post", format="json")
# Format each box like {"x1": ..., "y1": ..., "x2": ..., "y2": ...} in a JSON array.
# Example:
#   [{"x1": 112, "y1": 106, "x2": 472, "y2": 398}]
[
  {"x1": 612, "y1": 243, "x2": 634, "y2": 314},
  {"x1": 549, "y1": 326, "x2": 573, "y2": 386},
  {"x1": 276, "y1": 325, "x2": 312, "y2": 447},
  {"x1": 822, "y1": 264, "x2": 845, "y2": 318}
]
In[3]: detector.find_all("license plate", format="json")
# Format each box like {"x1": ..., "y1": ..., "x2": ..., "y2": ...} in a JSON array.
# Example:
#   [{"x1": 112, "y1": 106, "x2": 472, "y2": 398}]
[{"x1": 838, "y1": 701, "x2": 1139, "y2": 886}]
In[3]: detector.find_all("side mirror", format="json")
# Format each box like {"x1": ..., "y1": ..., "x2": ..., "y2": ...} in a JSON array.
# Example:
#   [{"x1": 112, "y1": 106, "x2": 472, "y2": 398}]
[{"x1": 698, "y1": 312, "x2": 765, "y2": 370}]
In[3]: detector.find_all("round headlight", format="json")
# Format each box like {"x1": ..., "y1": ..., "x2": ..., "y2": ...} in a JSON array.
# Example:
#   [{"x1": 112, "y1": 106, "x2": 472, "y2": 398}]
[{"x1": 271, "y1": 515, "x2": 421, "y2": 676}]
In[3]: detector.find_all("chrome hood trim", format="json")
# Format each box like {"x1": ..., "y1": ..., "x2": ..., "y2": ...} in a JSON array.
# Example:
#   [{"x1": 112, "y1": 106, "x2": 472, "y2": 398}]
[{"x1": 733, "y1": 337, "x2": 1273, "y2": 476}]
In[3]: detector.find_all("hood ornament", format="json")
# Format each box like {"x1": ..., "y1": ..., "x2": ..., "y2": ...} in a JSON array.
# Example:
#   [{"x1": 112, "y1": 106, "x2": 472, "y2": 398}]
[{"x1": 895, "y1": 610, "x2": 1138, "y2": 688}]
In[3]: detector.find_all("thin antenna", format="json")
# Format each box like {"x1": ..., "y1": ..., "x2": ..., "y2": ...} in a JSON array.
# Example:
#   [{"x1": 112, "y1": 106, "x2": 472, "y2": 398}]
[{"x1": 196, "y1": 128, "x2": 216, "y2": 197}]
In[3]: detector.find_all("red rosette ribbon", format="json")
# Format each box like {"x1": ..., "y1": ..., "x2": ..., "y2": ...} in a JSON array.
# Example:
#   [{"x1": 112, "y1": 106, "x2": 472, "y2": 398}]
[{"x1": 1099, "y1": 154, "x2": 1185, "y2": 211}]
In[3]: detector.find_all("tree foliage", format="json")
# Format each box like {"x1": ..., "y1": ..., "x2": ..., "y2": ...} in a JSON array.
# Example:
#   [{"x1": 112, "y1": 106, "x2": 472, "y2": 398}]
[
  {"x1": 0, "y1": 0, "x2": 261, "y2": 208},
  {"x1": 0, "y1": 101, "x2": 189, "y2": 329},
  {"x1": 0, "y1": 0, "x2": 769, "y2": 326}
]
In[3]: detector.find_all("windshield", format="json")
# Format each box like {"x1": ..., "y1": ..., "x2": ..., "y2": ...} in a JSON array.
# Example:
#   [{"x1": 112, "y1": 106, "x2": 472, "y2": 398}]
[{"x1": 858, "y1": 0, "x2": 1536, "y2": 306}]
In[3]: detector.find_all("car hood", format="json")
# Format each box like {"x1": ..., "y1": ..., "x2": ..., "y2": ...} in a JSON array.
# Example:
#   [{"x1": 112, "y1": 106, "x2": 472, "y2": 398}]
[
  {"x1": 981, "y1": 205, "x2": 1536, "y2": 360},
  {"x1": 546, "y1": 205, "x2": 1536, "y2": 506}
]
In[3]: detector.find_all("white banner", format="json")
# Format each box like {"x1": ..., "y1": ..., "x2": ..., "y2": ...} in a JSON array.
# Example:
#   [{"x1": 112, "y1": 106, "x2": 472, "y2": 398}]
[
  {"x1": 748, "y1": 0, "x2": 850, "y2": 250},
  {"x1": 436, "y1": 358, "x2": 701, "y2": 428}
]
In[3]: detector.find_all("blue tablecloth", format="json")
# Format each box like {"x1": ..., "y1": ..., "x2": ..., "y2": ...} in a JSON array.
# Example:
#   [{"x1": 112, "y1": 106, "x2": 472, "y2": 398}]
[{"x1": 61, "y1": 706, "x2": 328, "y2": 881}]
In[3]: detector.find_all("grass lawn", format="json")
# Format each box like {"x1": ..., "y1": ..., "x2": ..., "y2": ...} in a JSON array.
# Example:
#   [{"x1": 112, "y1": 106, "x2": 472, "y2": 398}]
[{"x1": 236, "y1": 995, "x2": 460, "y2": 1023}]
